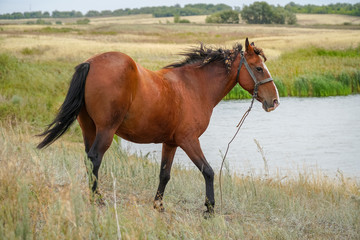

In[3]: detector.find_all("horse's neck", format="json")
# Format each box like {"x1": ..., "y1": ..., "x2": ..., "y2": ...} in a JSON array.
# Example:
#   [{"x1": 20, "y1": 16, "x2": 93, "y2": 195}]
[{"x1": 197, "y1": 64, "x2": 237, "y2": 107}]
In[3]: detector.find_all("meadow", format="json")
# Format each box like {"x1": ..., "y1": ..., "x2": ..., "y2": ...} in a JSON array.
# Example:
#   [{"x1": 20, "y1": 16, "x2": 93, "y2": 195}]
[
  {"x1": 0, "y1": 14, "x2": 360, "y2": 239},
  {"x1": 1, "y1": 14, "x2": 360, "y2": 100}
]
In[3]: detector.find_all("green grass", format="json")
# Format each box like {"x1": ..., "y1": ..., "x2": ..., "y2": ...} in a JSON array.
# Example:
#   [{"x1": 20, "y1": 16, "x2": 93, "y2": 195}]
[
  {"x1": 1, "y1": 48, "x2": 359, "y2": 124},
  {"x1": 225, "y1": 46, "x2": 360, "y2": 99},
  {"x1": 291, "y1": 71, "x2": 360, "y2": 97},
  {"x1": 0, "y1": 46, "x2": 359, "y2": 123},
  {"x1": 0, "y1": 54, "x2": 83, "y2": 141},
  {"x1": 269, "y1": 46, "x2": 360, "y2": 97},
  {"x1": 0, "y1": 125, "x2": 359, "y2": 239},
  {"x1": 0, "y1": 54, "x2": 73, "y2": 123}
]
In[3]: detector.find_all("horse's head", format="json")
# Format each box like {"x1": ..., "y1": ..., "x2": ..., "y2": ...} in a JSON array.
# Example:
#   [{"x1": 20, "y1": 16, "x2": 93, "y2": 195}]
[{"x1": 237, "y1": 38, "x2": 279, "y2": 112}]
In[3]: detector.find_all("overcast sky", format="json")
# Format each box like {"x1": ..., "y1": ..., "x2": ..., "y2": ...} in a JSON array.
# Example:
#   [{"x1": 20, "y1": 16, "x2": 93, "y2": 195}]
[{"x1": 0, "y1": 0, "x2": 358, "y2": 14}]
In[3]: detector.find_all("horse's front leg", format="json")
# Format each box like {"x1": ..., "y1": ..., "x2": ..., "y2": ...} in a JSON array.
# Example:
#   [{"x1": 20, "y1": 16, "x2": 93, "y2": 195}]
[
  {"x1": 180, "y1": 138, "x2": 215, "y2": 217},
  {"x1": 154, "y1": 143, "x2": 177, "y2": 212}
]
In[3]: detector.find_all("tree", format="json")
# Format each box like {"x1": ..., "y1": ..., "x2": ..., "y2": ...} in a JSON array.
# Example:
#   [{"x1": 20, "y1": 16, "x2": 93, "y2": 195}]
[
  {"x1": 85, "y1": 10, "x2": 100, "y2": 17},
  {"x1": 271, "y1": 7, "x2": 286, "y2": 24},
  {"x1": 241, "y1": 2, "x2": 273, "y2": 24},
  {"x1": 287, "y1": 12, "x2": 297, "y2": 25},
  {"x1": 241, "y1": 1, "x2": 297, "y2": 25}
]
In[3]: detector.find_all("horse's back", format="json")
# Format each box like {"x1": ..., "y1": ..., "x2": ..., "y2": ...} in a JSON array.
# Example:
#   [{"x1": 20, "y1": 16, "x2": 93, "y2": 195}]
[{"x1": 87, "y1": 51, "x2": 138, "y2": 79}]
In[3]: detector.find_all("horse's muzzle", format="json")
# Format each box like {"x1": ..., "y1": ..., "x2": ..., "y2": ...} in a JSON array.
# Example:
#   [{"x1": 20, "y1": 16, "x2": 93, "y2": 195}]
[{"x1": 263, "y1": 98, "x2": 279, "y2": 112}]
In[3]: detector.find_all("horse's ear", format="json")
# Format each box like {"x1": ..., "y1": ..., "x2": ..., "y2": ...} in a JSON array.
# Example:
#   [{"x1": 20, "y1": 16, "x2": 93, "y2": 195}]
[
  {"x1": 245, "y1": 38, "x2": 254, "y2": 53},
  {"x1": 250, "y1": 42, "x2": 255, "y2": 46}
]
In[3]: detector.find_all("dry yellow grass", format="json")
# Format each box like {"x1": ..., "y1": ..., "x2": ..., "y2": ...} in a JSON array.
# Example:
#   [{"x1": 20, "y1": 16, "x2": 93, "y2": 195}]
[
  {"x1": 0, "y1": 123, "x2": 359, "y2": 239},
  {"x1": 1, "y1": 21, "x2": 359, "y2": 65},
  {"x1": 0, "y1": 34, "x2": 186, "y2": 65},
  {"x1": 90, "y1": 14, "x2": 207, "y2": 24},
  {"x1": 296, "y1": 13, "x2": 360, "y2": 25}
]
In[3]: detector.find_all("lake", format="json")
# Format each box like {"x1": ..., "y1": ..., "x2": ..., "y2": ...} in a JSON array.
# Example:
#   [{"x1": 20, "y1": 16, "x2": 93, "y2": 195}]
[{"x1": 121, "y1": 95, "x2": 360, "y2": 178}]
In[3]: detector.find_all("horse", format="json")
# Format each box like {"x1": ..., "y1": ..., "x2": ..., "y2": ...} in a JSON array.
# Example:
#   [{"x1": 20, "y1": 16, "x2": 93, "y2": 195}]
[{"x1": 37, "y1": 38, "x2": 279, "y2": 216}]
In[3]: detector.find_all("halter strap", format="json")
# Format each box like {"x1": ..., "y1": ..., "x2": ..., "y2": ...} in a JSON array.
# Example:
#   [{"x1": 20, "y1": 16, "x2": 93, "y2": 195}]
[{"x1": 235, "y1": 52, "x2": 273, "y2": 98}]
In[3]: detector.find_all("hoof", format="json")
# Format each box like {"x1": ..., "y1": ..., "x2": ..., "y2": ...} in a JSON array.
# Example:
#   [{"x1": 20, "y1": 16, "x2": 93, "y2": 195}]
[
  {"x1": 153, "y1": 200, "x2": 165, "y2": 212},
  {"x1": 91, "y1": 190, "x2": 105, "y2": 206},
  {"x1": 96, "y1": 195, "x2": 105, "y2": 206},
  {"x1": 203, "y1": 209, "x2": 215, "y2": 219}
]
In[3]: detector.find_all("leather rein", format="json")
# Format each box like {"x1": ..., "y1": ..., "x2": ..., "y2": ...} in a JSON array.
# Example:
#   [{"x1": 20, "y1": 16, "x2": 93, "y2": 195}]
[{"x1": 219, "y1": 51, "x2": 274, "y2": 214}]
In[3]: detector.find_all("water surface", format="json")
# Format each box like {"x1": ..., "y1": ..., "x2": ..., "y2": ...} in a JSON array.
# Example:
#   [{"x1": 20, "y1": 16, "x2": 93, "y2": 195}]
[{"x1": 121, "y1": 95, "x2": 360, "y2": 178}]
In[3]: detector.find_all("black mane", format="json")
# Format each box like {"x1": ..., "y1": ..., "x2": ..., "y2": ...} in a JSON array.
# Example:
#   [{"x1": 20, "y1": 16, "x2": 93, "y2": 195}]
[{"x1": 165, "y1": 43, "x2": 243, "y2": 72}]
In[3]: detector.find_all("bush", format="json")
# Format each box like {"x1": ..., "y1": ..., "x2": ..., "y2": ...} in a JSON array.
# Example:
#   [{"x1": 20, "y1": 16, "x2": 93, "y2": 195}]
[
  {"x1": 35, "y1": 18, "x2": 51, "y2": 25},
  {"x1": 178, "y1": 19, "x2": 190, "y2": 23},
  {"x1": 76, "y1": 18, "x2": 90, "y2": 25},
  {"x1": 206, "y1": 10, "x2": 239, "y2": 24},
  {"x1": 287, "y1": 12, "x2": 297, "y2": 25},
  {"x1": 174, "y1": 15, "x2": 190, "y2": 24}
]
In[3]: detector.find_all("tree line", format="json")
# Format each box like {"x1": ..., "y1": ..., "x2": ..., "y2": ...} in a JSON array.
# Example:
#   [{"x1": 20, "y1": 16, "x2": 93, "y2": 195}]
[
  {"x1": 1, "y1": 2, "x2": 359, "y2": 24},
  {"x1": 0, "y1": 4, "x2": 231, "y2": 19},
  {"x1": 285, "y1": 2, "x2": 360, "y2": 16}
]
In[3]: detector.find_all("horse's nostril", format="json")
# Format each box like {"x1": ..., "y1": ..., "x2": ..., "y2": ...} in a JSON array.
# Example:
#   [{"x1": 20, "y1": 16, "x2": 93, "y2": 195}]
[{"x1": 273, "y1": 99, "x2": 279, "y2": 107}]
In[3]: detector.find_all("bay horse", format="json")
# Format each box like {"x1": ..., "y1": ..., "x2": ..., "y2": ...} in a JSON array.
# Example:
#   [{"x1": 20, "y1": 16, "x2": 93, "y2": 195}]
[{"x1": 38, "y1": 38, "x2": 279, "y2": 215}]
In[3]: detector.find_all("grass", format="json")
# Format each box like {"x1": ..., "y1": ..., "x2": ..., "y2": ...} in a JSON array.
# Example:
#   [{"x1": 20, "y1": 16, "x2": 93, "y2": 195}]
[
  {"x1": 296, "y1": 13, "x2": 360, "y2": 26},
  {"x1": 1, "y1": 46, "x2": 359, "y2": 116},
  {"x1": 1, "y1": 17, "x2": 359, "y2": 98},
  {"x1": 0, "y1": 50, "x2": 359, "y2": 239},
  {"x1": 0, "y1": 15, "x2": 360, "y2": 239},
  {"x1": 0, "y1": 54, "x2": 73, "y2": 124},
  {"x1": 0, "y1": 124, "x2": 359, "y2": 239},
  {"x1": 265, "y1": 47, "x2": 360, "y2": 98}
]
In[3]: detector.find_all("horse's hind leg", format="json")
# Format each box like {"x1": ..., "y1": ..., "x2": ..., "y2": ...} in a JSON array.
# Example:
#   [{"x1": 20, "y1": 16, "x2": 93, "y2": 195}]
[
  {"x1": 78, "y1": 107, "x2": 96, "y2": 153},
  {"x1": 154, "y1": 143, "x2": 177, "y2": 212},
  {"x1": 85, "y1": 128, "x2": 115, "y2": 198},
  {"x1": 78, "y1": 107, "x2": 115, "y2": 197}
]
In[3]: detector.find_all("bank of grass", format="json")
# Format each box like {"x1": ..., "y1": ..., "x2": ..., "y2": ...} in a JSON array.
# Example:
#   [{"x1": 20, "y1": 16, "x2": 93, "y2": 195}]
[
  {"x1": 0, "y1": 124, "x2": 359, "y2": 239},
  {"x1": 226, "y1": 46, "x2": 360, "y2": 99},
  {"x1": 1, "y1": 52, "x2": 359, "y2": 239},
  {"x1": 0, "y1": 54, "x2": 72, "y2": 122},
  {"x1": 1, "y1": 46, "x2": 360, "y2": 112}
]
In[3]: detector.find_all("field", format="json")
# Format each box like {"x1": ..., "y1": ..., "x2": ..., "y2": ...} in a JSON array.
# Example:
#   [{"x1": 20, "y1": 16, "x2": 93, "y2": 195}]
[
  {"x1": 1, "y1": 14, "x2": 360, "y2": 99},
  {"x1": 0, "y1": 14, "x2": 360, "y2": 239}
]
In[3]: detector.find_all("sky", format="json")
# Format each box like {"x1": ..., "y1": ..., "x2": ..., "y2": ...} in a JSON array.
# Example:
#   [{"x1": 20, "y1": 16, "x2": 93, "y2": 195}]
[{"x1": 0, "y1": 0, "x2": 358, "y2": 14}]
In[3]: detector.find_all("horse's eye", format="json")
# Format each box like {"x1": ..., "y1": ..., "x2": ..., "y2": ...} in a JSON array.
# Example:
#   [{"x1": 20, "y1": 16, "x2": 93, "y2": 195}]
[{"x1": 256, "y1": 67, "x2": 263, "y2": 73}]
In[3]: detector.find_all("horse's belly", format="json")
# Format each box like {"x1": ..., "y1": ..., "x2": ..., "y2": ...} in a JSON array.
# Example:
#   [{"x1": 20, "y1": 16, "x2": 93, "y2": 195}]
[{"x1": 115, "y1": 120, "x2": 174, "y2": 144}]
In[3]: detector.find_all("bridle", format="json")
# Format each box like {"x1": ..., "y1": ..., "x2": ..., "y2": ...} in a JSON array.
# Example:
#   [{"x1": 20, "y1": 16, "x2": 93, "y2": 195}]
[{"x1": 235, "y1": 51, "x2": 273, "y2": 98}]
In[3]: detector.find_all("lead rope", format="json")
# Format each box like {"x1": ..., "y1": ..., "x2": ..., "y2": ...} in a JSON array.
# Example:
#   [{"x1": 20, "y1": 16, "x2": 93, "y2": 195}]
[{"x1": 219, "y1": 85, "x2": 258, "y2": 215}]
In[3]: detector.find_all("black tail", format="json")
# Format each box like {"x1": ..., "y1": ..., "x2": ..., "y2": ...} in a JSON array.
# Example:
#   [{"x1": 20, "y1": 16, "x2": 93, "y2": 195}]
[{"x1": 37, "y1": 62, "x2": 90, "y2": 149}]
